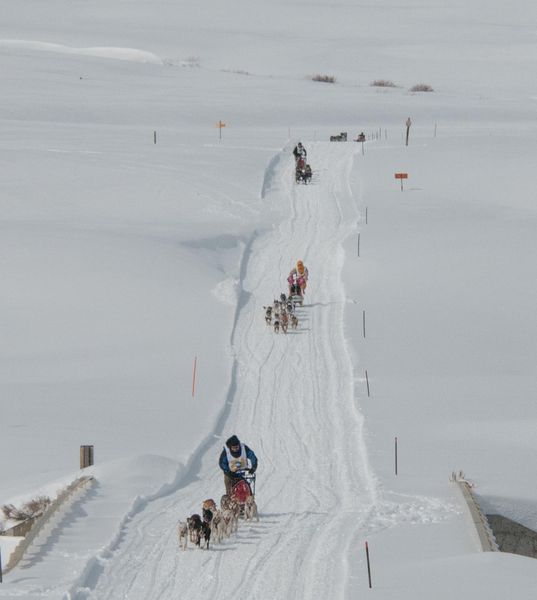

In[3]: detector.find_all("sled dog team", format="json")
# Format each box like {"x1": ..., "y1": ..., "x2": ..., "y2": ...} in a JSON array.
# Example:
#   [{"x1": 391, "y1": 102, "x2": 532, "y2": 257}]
[
  {"x1": 263, "y1": 259, "x2": 309, "y2": 333},
  {"x1": 178, "y1": 436, "x2": 259, "y2": 550},
  {"x1": 293, "y1": 142, "x2": 313, "y2": 184},
  {"x1": 264, "y1": 292, "x2": 299, "y2": 333},
  {"x1": 178, "y1": 494, "x2": 259, "y2": 550}
]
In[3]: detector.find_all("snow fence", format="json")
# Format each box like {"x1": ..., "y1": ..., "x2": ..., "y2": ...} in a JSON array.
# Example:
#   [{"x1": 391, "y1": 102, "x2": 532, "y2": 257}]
[
  {"x1": 3, "y1": 476, "x2": 95, "y2": 574},
  {"x1": 451, "y1": 471, "x2": 498, "y2": 552}
]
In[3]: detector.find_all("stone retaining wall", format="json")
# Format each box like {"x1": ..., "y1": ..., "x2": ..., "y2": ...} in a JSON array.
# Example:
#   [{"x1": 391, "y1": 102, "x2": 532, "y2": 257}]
[{"x1": 486, "y1": 514, "x2": 537, "y2": 558}]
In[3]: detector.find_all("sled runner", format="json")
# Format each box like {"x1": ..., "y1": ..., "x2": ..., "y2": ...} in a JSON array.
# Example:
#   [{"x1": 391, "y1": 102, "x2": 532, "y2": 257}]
[{"x1": 289, "y1": 283, "x2": 304, "y2": 307}]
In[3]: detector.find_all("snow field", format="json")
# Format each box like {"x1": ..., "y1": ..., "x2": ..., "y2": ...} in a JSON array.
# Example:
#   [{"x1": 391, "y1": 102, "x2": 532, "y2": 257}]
[
  {"x1": 2, "y1": 0, "x2": 537, "y2": 596},
  {"x1": 5, "y1": 129, "x2": 537, "y2": 599},
  {"x1": 342, "y1": 129, "x2": 537, "y2": 598}
]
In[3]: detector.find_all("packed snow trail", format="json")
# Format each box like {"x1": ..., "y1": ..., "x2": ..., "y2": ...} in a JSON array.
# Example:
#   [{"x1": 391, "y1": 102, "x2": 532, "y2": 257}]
[{"x1": 81, "y1": 142, "x2": 378, "y2": 599}]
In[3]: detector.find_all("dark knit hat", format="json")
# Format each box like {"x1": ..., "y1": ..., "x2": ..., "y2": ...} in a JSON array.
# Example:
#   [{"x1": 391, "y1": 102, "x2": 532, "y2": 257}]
[{"x1": 226, "y1": 435, "x2": 240, "y2": 448}]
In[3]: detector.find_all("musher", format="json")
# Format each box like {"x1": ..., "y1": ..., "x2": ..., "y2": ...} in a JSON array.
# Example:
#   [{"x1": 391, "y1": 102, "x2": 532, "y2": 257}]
[
  {"x1": 287, "y1": 260, "x2": 309, "y2": 296},
  {"x1": 219, "y1": 435, "x2": 258, "y2": 495},
  {"x1": 293, "y1": 142, "x2": 307, "y2": 162}
]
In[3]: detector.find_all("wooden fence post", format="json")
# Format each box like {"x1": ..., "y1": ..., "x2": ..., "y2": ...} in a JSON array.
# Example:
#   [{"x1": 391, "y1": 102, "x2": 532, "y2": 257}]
[
  {"x1": 80, "y1": 445, "x2": 94, "y2": 469},
  {"x1": 365, "y1": 541, "x2": 372, "y2": 588},
  {"x1": 192, "y1": 356, "x2": 197, "y2": 397}
]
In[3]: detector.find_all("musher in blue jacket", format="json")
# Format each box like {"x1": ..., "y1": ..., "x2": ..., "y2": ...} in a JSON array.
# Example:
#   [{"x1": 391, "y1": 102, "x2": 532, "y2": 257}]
[{"x1": 219, "y1": 435, "x2": 258, "y2": 495}]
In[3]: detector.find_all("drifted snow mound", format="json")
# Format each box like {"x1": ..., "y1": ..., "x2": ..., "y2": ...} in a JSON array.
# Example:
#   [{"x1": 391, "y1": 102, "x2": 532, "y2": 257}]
[
  {"x1": 0, "y1": 39, "x2": 163, "y2": 64},
  {"x1": 212, "y1": 277, "x2": 240, "y2": 306}
]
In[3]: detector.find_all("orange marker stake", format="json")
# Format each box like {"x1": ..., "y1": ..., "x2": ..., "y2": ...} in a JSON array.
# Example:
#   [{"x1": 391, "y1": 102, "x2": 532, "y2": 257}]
[{"x1": 192, "y1": 356, "x2": 197, "y2": 397}]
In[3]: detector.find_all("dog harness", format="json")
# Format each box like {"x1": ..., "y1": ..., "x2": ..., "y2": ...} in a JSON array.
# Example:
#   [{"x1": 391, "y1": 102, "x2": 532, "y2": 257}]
[{"x1": 225, "y1": 443, "x2": 248, "y2": 472}]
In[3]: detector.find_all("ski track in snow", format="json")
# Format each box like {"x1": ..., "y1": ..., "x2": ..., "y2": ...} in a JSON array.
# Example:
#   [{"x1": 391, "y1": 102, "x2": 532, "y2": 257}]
[{"x1": 60, "y1": 143, "x2": 450, "y2": 600}]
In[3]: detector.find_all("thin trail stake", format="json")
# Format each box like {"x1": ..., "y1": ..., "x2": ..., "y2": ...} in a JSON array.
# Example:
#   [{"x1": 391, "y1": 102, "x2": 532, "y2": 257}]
[
  {"x1": 357, "y1": 232, "x2": 360, "y2": 257},
  {"x1": 365, "y1": 541, "x2": 372, "y2": 588},
  {"x1": 192, "y1": 356, "x2": 197, "y2": 398},
  {"x1": 153, "y1": 130, "x2": 157, "y2": 144},
  {"x1": 365, "y1": 369, "x2": 370, "y2": 397},
  {"x1": 0, "y1": 546, "x2": 3, "y2": 583},
  {"x1": 365, "y1": 207, "x2": 368, "y2": 224},
  {"x1": 395, "y1": 436, "x2": 398, "y2": 475},
  {"x1": 362, "y1": 310, "x2": 366, "y2": 338}
]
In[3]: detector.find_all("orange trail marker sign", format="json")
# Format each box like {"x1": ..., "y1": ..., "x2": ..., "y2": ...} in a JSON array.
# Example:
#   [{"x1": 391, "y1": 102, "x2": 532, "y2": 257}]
[
  {"x1": 395, "y1": 172, "x2": 408, "y2": 191},
  {"x1": 217, "y1": 120, "x2": 226, "y2": 140}
]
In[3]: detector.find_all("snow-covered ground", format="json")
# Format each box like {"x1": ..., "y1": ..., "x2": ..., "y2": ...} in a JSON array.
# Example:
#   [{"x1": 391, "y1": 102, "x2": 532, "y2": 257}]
[{"x1": 1, "y1": 0, "x2": 537, "y2": 598}]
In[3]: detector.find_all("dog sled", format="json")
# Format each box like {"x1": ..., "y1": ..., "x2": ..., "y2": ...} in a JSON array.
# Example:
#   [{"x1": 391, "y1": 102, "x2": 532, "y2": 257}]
[
  {"x1": 295, "y1": 158, "x2": 312, "y2": 185},
  {"x1": 231, "y1": 469, "x2": 256, "y2": 517},
  {"x1": 330, "y1": 131, "x2": 347, "y2": 142},
  {"x1": 289, "y1": 282, "x2": 304, "y2": 307}
]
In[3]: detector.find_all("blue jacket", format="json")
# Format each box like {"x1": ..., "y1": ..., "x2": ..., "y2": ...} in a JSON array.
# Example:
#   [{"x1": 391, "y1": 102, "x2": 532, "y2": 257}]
[{"x1": 219, "y1": 444, "x2": 258, "y2": 475}]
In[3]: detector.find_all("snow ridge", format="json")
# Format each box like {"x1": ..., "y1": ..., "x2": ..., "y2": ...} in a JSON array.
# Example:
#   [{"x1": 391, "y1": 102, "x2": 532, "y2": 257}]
[{"x1": 0, "y1": 40, "x2": 163, "y2": 64}]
